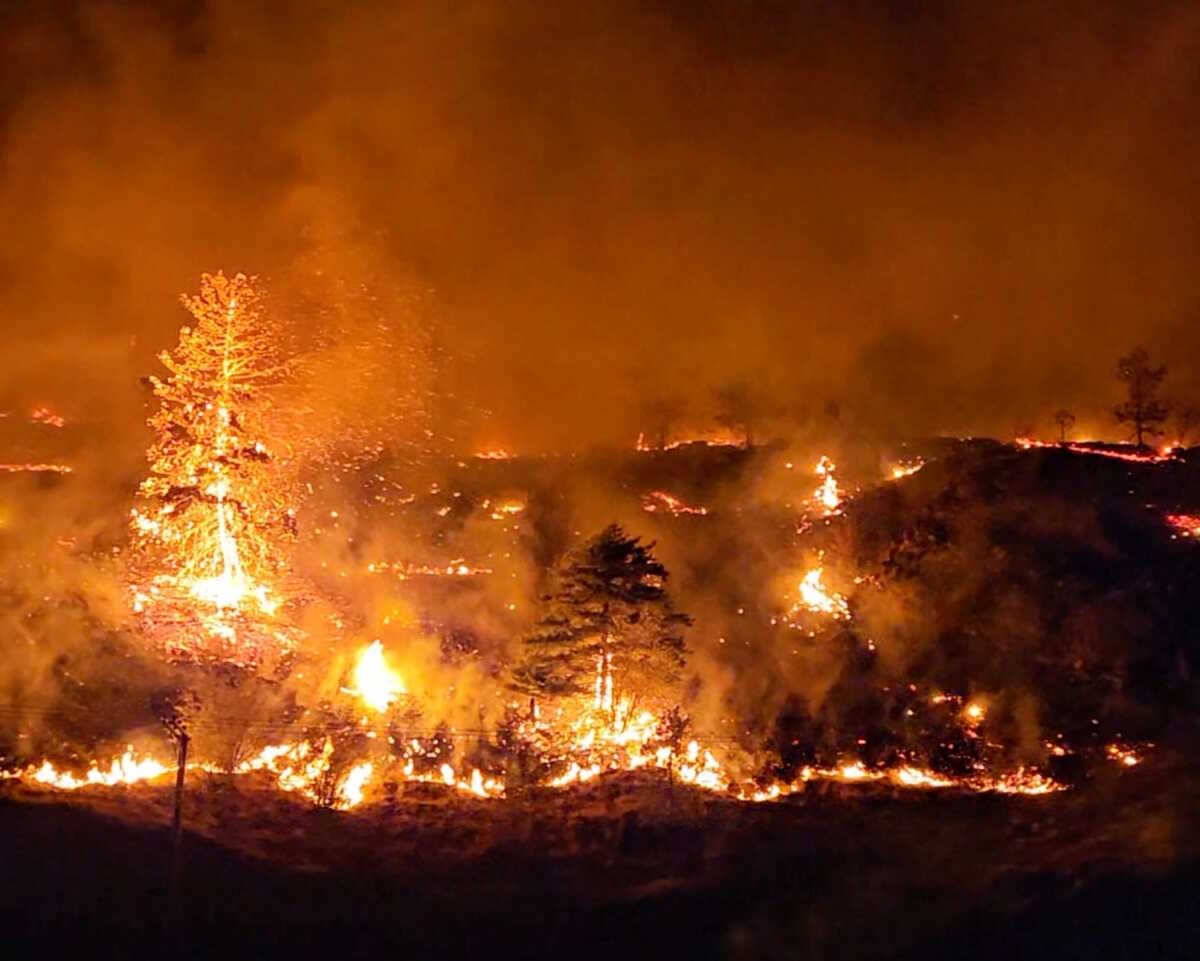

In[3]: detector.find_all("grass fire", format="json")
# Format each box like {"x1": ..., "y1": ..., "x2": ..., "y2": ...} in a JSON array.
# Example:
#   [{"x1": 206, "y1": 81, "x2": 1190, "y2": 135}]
[{"x1": 3, "y1": 4, "x2": 1200, "y2": 960}]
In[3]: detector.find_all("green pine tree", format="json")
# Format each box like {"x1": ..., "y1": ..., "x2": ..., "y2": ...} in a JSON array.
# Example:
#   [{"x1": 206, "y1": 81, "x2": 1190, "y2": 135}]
[{"x1": 514, "y1": 525, "x2": 690, "y2": 715}]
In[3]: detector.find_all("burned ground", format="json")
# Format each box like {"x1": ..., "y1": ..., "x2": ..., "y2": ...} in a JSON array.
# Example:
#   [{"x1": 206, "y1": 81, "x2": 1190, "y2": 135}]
[{"x1": 2, "y1": 753, "x2": 1199, "y2": 960}]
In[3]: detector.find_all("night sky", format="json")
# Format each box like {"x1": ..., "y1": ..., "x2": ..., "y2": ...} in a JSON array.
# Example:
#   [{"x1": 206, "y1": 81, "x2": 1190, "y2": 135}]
[{"x1": 2, "y1": 0, "x2": 1199, "y2": 448}]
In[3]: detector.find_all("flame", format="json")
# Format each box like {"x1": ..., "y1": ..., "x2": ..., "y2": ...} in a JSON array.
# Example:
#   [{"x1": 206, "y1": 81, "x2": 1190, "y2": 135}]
[
  {"x1": 636, "y1": 427, "x2": 748, "y2": 452},
  {"x1": 1166, "y1": 514, "x2": 1200, "y2": 538},
  {"x1": 641, "y1": 490, "x2": 709, "y2": 516},
  {"x1": 29, "y1": 406, "x2": 66, "y2": 428},
  {"x1": 6, "y1": 730, "x2": 1118, "y2": 808},
  {"x1": 473, "y1": 449, "x2": 514, "y2": 460},
  {"x1": 1105, "y1": 743, "x2": 1144, "y2": 767},
  {"x1": 347, "y1": 640, "x2": 406, "y2": 713},
  {"x1": 890, "y1": 459, "x2": 924, "y2": 480},
  {"x1": 534, "y1": 700, "x2": 729, "y2": 793},
  {"x1": 793, "y1": 566, "x2": 851, "y2": 620},
  {"x1": 1, "y1": 747, "x2": 168, "y2": 790},
  {"x1": 339, "y1": 762, "x2": 373, "y2": 807},
  {"x1": 366, "y1": 560, "x2": 493, "y2": 579},
  {"x1": 0, "y1": 463, "x2": 73, "y2": 474},
  {"x1": 489, "y1": 499, "x2": 525, "y2": 520},
  {"x1": 1016, "y1": 438, "x2": 1180, "y2": 464},
  {"x1": 814, "y1": 456, "x2": 840, "y2": 514}
]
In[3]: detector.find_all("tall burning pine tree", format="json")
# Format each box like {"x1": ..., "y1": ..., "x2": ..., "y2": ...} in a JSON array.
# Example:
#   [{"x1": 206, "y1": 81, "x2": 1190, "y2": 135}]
[{"x1": 131, "y1": 271, "x2": 293, "y2": 620}]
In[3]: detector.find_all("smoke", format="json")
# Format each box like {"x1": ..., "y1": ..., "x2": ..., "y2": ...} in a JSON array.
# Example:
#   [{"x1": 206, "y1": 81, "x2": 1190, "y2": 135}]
[
  {"x1": 2, "y1": 1, "x2": 1200, "y2": 452},
  {"x1": 1, "y1": 0, "x2": 1197, "y2": 778}
]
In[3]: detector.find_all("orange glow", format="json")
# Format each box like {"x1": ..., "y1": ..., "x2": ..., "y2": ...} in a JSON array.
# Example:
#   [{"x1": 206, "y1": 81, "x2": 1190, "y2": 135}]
[
  {"x1": 1, "y1": 748, "x2": 168, "y2": 790},
  {"x1": 29, "y1": 407, "x2": 66, "y2": 428},
  {"x1": 366, "y1": 559, "x2": 493, "y2": 579},
  {"x1": 636, "y1": 427, "x2": 748, "y2": 452},
  {"x1": 1166, "y1": 514, "x2": 1200, "y2": 538},
  {"x1": 1105, "y1": 743, "x2": 1144, "y2": 767}
]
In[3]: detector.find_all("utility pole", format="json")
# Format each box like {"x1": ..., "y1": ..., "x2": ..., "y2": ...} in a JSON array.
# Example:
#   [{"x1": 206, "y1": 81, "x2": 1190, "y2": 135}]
[{"x1": 168, "y1": 733, "x2": 189, "y2": 929}]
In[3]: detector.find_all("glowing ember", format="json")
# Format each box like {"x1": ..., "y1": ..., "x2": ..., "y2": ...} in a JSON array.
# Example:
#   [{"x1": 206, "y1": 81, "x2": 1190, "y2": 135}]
[
  {"x1": 488, "y1": 499, "x2": 526, "y2": 519},
  {"x1": 0, "y1": 747, "x2": 168, "y2": 790},
  {"x1": 636, "y1": 428, "x2": 748, "y2": 452},
  {"x1": 890, "y1": 459, "x2": 924, "y2": 480},
  {"x1": 29, "y1": 407, "x2": 65, "y2": 428},
  {"x1": 1105, "y1": 743, "x2": 1144, "y2": 767},
  {"x1": 641, "y1": 490, "x2": 709, "y2": 516},
  {"x1": 366, "y1": 559, "x2": 494, "y2": 579},
  {"x1": 1166, "y1": 514, "x2": 1200, "y2": 538},
  {"x1": 346, "y1": 640, "x2": 407, "y2": 713},
  {"x1": 1016, "y1": 438, "x2": 1180, "y2": 464},
  {"x1": 0, "y1": 463, "x2": 73, "y2": 474},
  {"x1": 741, "y1": 761, "x2": 1061, "y2": 799},
  {"x1": 975, "y1": 767, "x2": 1063, "y2": 795},
  {"x1": 473, "y1": 449, "x2": 514, "y2": 460}
]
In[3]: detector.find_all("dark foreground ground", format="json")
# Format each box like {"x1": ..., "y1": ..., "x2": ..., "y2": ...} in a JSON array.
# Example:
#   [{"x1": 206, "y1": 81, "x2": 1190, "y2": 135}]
[{"x1": 2, "y1": 748, "x2": 1199, "y2": 961}]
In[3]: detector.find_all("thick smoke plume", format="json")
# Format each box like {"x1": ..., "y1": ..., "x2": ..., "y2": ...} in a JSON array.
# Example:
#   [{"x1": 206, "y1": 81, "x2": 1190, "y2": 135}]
[{"x1": 3, "y1": 1, "x2": 1200, "y2": 451}]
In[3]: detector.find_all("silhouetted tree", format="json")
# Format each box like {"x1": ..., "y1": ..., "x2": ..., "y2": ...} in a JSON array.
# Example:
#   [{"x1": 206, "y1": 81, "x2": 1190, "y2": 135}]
[
  {"x1": 645, "y1": 394, "x2": 685, "y2": 449},
  {"x1": 1053, "y1": 409, "x2": 1076, "y2": 443},
  {"x1": 714, "y1": 382, "x2": 757, "y2": 447},
  {"x1": 1170, "y1": 402, "x2": 1199, "y2": 447},
  {"x1": 513, "y1": 525, "x2": 690, "y2": 717},
  {"x1": 1114, "y1": 348, "x2": 1169, "y2": 447}
]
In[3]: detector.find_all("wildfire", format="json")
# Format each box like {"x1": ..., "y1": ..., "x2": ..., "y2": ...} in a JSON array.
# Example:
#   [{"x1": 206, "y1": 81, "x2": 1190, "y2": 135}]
[
  {"x1": 1166, "y1": 514, "x2": 1200, "y2": 538},
  {"x1": 636, "y1": 428, "x2": 748, "y2": 452},
  {"x1": 233, "y1": 740, "x2": 373, "y2": 809},
  {"x1": 889, "y1": 459, "x2": 924, "y2": 480},
  {"x1": 29, "y1": 407, "x2": 66, "y2": 428},
  {"x1": 0, "y1": 463, "x2": 73, "y2": 474},
  {"x1": 1016, "y1": 438, "x2": 1180, "y2": 464},
  {"x1": 346, "y1": 640, "x2": 407, "y2": 713},
  {"x1": 742, "y1": 761, "x2": 1061, "y2": 800},
  {"x1": 814, "y1": 456, "x2": 840, "y2": 514},
  {"x1": 791, "y1": 566, "x2": 851, "y2": 620},
  {"x1": 528, "y1": 696, "x2": 729, "y2": 794},
  {"x1": 366, "y1": 559, "x2": 494, "y2": 579},
  {"x1": 641, "y1": 490, "x2": 709, "y2": 516},
  {"x1": 488, "y1": 498, "x2": 525, "y2": 520},
  {"x1": 0, "y1": 747, "x2": 169, "y2": 791},
  {"x1": 1105, "y1": 743, "x2": 1144, "y2": 767},
  {"x1": 128, "y1": 273, "x2": 296, "y2": 666}
]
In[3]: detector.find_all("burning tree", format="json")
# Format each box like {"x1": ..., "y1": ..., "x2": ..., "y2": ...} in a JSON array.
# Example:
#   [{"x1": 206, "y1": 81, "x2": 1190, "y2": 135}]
[
  {"x1": 513, "y1": 525, "x2": 690, "y2": 719},
  {"x1": 1114, "y1": 348, "x2": 1169, "y2": 447},
  {"x1": 130, "y1": 271, "x2": 297, "y2": 666}
]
